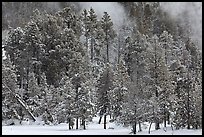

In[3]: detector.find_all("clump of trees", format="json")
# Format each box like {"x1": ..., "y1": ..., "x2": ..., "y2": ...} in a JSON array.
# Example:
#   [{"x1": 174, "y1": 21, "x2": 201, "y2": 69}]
[{"x1": 2, "y1": 2, "x2": 202, "y2": 133}]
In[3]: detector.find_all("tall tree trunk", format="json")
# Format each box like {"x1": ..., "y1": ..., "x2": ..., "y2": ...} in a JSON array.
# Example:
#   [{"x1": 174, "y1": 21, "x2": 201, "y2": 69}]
[
  {"x1": 154, "y1": 57, "x2": 160, "y2": 130},
  {"x1": 20, "y1": 75, "x2": 23, "y2": 89},
  {"x1": 91, "y1": 38, "x2": 94, "y2": 63},
  {"x1": 104, "y1": 115, "x2": 107, "y2": 129},
  {"x1": 68, "y1": 118, "x2": 71, "y2": 130},
  {"x1": 164, "y1": 104, "x2": 167, "y2": 128},
  {"x1": 83, "y1": 120, "x2": 86, "y2": 130},
  {"x1": 82, "y1": 118, "x2": 86, "y2": 130},
  {"x1": 138, "y1": 121, "x2": 142, "y2": 132},
  {"x1": 167, "y1": 111, "x2": 170, "y2": 125},
  {"x1": 26, "y1": 58, "x2": 30, "y2": 91},
  {"x1": 153, "y1": 105, "x2": 160, "y2": 130},
  {"x1": 37, "y1": 48, "x2": 40, "y2": 85},
  {"x1": 187, "y1": 87, "x2": 190, "y2": 129},
  {"x1": 19, "y1": 107, "x2": 24, "y2": 125},
  {"x1": 149, "y1": 122, "x2": 153, "y2": 134},
  {"x1": 133, "y1": 122, "x2": 137, "y2": 134},
  {"x1": 76, "y1": 117, "x2": 79, "y2": 129},
  {"x1": 107, "y1": 43, "x2": 109, "y2": 63},
  {"x1": 98, "y1": 116, "x2": 102, "y2": 124},
  {"x1": 155, "y1": 121, "x2": 160, "y2": 130}
]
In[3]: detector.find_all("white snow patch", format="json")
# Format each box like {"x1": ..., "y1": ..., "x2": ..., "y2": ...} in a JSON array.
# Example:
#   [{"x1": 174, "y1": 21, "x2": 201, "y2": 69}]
[{"x1": 2, "y1": 116, "x2": 202, "y2": 135}]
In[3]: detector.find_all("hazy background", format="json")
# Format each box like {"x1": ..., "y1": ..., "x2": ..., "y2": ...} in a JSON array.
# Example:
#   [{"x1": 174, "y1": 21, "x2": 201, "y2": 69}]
[
  {"x1": 2, "y1": 2, "x2": 202, "y2": 50},
  {"x1": 78, "y1": 2, "x2": 202, "y2": 50},
  {"x1": 79, "y1": 2, "x2": 128, "y2": 31},
  {"x1": 160, "y1": 2, "x2": 202, "y2": 50}
]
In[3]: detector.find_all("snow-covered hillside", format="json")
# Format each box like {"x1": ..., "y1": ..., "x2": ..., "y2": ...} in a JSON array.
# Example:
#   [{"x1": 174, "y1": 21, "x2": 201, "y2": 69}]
[{"x1": 2, "y1": 116, "x2": 202, "y2": 135}]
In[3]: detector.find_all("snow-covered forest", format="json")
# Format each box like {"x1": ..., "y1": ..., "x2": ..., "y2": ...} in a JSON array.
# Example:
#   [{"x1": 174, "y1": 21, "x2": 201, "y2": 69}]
[{"x1": 2, "y1": 2, "x2": 202, "y2": 135}]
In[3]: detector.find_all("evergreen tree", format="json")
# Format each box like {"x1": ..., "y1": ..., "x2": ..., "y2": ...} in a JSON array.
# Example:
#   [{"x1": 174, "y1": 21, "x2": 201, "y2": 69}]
[
  {"x1": 122, "y1": 32, "x2": 149, "y2": 134},
  {"x1": 110, "y1": 58, "x2": 129, "y2": 121},
  {"x1": 159, "y1": 30, "x2": 175, "y2": 128},
  {"x1": 170, "y1": 38, "x2": 202, "y2": 129},
  {"x1": 2, "y1": 57, "x2": 20, "y2": 121},
  {"x1": 101, "y1": 12, "x2": 116, "y2": 63},
  {"x1": 2, "y1": 56, "x2": 36, "y2": 123},
  {"x1": 55, "y1": 75, "x2": 76, "y2": 128},
  {"x1": 146, "y1": 34, "x2": 167, "y2": 130},
  {"x1": 96, "y1": 64, "x2": 114, "y2": 129}
]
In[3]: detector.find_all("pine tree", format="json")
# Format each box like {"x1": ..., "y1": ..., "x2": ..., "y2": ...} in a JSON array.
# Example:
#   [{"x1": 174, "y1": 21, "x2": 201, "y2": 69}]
[
  {"x1": 22, "y1": 20, "x2": 42, "y2": 92},
  {"x1": 110, "y1": 58, "x2": 129, "y2": 121},
  {"x1": 175, "y1": 38, "x2": 202, "y2": 129},
  {"x1": 81, "y1": 8, "x2": 108, "y2": 123},
  {"x1": 146, "y1": 34, "x2": 167, "y2": 130},
  {"x1": 122, "y1": 32, "x2": 149, "y2": 134},
  {"x1": 160, "y1": 30, "x2": 174, "y2": 66},
  {"x1": 4, "y1": 27, "x2": 26, "y2": 90},
  {"x1": 55, "y1": 75, "x2": 76, "y2": 128},
  {"x1": 2, "y1": 56, "x2": 36, "y2": 123},
  {"x1": 88, "y1": 8, "x2": 98, "y2": 63},
  {"x1": 25, "y1": 73, "x2": 40, "y2": 115},
  {"x1": 57, "y1": 7, "x2": 81, "y2": 38},
  {"x1": 2, "y1": 57, "x2": 19, "y2": 121},
  {"x1": 101, "y1": 12, "x2": 116, "y2": 63},
  {"x1": 96, "y1": 64, "x2": 114, "y2": 129},
  {"x1": 159, "y1": 30, "x2": 175, "y2": 128}
]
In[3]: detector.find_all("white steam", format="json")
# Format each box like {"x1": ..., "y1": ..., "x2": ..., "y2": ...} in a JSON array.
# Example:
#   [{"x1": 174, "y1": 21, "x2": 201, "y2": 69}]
[
  {"x1": 43, "y1": 2, "x2": 202, "y2": 50},
  {"x1": 79, "y1": 2, "x2": 127, "y2": 31},
  {"x1": 43, "y1": 2, "x2": 60, "y2": 12},
  {"x1": 160, "y1": 2, "x2": 202, "y2": 50}
]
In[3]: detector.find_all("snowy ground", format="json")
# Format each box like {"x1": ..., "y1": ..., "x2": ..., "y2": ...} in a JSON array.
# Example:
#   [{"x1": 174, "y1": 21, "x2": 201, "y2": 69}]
[{"x1": 2, "y1": 116, "x2": 202, "y2": 135}]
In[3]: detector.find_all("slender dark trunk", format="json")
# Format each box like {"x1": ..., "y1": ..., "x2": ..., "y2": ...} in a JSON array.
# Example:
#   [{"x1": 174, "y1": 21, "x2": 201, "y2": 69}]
[
  {"x1": 154, "y1": 43, "x2": 160, "y2": 130},
  {"x1": 167, "y1": 112, "x2": 170, "y2": 125},
  {"x1": 186, "y1": 71, "x2": 190, "y2": 129},
  {"x1": 154, "y1": 106, "x2": 160, "y2": 130},
  {"x1": 37, "y1": 49, "x2": 40, "y2": 85},
  {"x1": 84, "y1": 121, "x2": 86, "y2": 130},
  {"x1": 187, "y1": 88, "x2": 190, "y2": 129},
  {"x1": 68, "y1": 118, "x2": 71, "y2": 130},
  {"x1": 171, "y1": 122, "x2": 174, "y2": 131},
  {"x1": 75, "y1": 84, "x2": 79, "y2": 130},
  {"x1": 164, "y1": 41, "x2": 168, "y2": 128},
  {"x1": 164, "y1": 118, "x2": 167, "y2": 128},
  {"x1": 104, "y1": 115, "x2": 107, "y2": 129},
  {"x1": 149, "y1": 122, "x2": 153, "y2": 134},
  {"x1": 20, "y1": 75, "x2": 23, "y2": 89},
  {"x1": 26, "y1": 59, "x2": 30, "y2": 91},
  {"x1": 76, "y1": 117, "x2": 79, "y2": 129},
  {"x1": 91, "y1": 38, "x2": 94, "y2": 63},
  {"x1": 98, "y1": 116, "x2": 102, "y2": 124},
  {"x1": 82, "y1": 118, "x2": 86, "y2": 130},
  {"x1": 138, "y1": 121, "x2": 142, "y2": 132},
  {"x1": 19, "y1": 107, "x2": 24, "y2": 125},
  {"x1": 155, "y1": 122, "x2": 160, "y2": 130},
  {"x1": 107, "y1": 43, "x2": 109, "y2": 63},
  {"x1": 164, "y1": 104, "x2": 166, "y2": 128},
  {"x1": 133, "y1": 122, "x2": 137, "y2": 134},
  {"x1": 195, "y1": 121, "x2": 198, "y2": 129}
]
